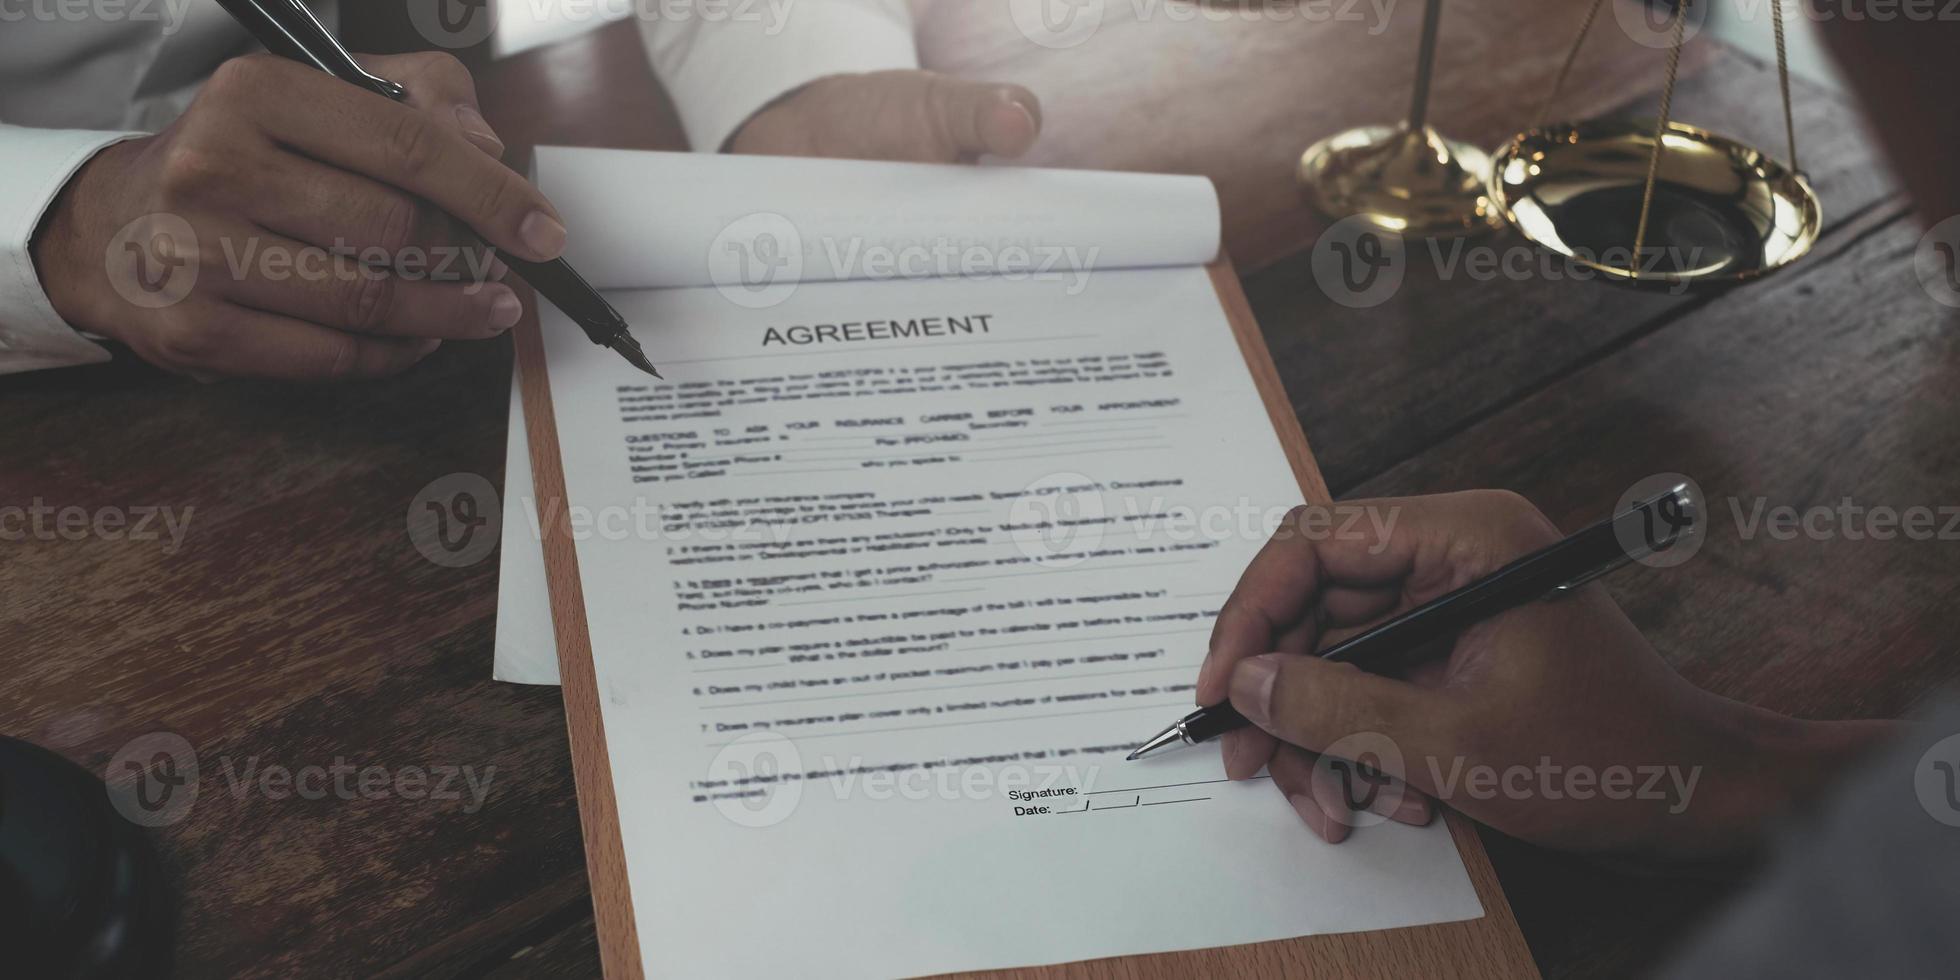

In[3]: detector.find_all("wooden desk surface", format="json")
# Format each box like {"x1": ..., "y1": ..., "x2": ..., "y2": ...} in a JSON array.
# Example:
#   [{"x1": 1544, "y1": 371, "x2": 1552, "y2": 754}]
[{"x1": 4, "y1": 2, "x2": 1954, "y2": 977}]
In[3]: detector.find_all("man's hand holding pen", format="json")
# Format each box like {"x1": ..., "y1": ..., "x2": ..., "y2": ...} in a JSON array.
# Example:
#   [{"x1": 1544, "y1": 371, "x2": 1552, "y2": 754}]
[
  {"x1": 31, "y1": 52, "x2": 562, "y2": 381},
  {"x1": 1196, "y1": 490, "x2": 1900, "y2": 859}
]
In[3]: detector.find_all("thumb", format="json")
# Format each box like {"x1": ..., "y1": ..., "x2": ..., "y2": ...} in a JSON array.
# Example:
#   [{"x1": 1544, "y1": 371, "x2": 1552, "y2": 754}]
[
  {"x1": 920, "y1": 77, "x2": 1042, "y2": 160},
  {"x1": 1227, "y1": 653, "x2": 1452, "y2": 782}
]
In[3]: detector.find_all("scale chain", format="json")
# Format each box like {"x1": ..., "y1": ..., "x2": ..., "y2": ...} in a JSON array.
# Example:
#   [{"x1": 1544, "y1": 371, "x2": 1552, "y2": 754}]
[
  {"x1": 1771, "y1": 0, "x2": 1800, "y2": 173},
  {"x1": 1632, "y1": 0, "x2": 1689, "y2": 276}
]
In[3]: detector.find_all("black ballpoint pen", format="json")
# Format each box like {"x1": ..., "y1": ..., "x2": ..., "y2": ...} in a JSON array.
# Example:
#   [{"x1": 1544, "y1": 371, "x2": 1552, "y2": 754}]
[
  {"x1": 213, "y1": 0, "x2": 661, "y2": 378},
  {"x1": 1125, "y1": 483, "x2": 1699, "y2": 760}
]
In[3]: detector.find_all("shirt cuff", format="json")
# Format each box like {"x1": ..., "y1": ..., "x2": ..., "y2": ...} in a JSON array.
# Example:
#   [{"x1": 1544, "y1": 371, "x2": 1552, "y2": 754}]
[
  {"x1": 0, "y1": 126, "x2": 142, "y2": 375},
  {"x1": 638, "y1": 0, "x2": 919, "y2": 154}
]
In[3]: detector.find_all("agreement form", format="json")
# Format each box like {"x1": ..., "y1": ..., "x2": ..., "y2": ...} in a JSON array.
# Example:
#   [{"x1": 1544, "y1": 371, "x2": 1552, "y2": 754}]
[{"x1": 522, "y1": 149, "x2": 1483, "y2": 978}]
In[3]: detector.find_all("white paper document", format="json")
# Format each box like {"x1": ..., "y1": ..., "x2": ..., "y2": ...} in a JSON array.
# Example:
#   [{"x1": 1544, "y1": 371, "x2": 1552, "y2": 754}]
[
  {"x1": 510, "y1": 148, "x2": 1483, "y2": 977},
  {"x1": 492, "y1": 377, "x2": 562, "y2": 685}
]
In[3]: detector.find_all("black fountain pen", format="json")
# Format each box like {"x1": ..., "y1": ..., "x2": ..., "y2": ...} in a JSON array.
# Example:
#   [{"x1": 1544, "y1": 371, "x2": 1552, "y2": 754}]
[
  {"x1": 214, "y1": 0, "x2": 660, "y2": 378},
  {"x1": 1126, "y1": 483, "x2": 1699, "y2": 760}
]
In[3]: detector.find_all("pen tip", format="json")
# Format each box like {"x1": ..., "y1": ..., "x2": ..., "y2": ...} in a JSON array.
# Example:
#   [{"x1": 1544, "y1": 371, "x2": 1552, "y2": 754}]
[
  {"x1": 1125, "y1": 724, "x2": 1184, "y2": 762},
  {"x1": 610, "y1": 332, "x2": 662, "y2": 379}
]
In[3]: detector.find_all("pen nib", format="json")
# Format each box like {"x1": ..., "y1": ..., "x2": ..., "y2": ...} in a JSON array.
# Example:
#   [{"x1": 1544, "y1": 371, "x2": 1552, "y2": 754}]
[
  {"x1": 608, "y1": 331, "x2": 662, "y2": 379},
  {"x1": 1125, "y1": 723, "x2": 1185, "y2": 761}
]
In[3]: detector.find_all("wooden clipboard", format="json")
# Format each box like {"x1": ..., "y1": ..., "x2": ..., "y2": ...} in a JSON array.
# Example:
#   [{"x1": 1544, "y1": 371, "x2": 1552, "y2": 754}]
[{"x1": 512, "y1": 259, "x2": 1539, "y2": 979}]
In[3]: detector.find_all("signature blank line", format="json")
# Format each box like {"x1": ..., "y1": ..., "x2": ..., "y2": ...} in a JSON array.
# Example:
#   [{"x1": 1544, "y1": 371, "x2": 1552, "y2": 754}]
[
  {"x1": 975, "y1": 445, "x2": 1172, "y2": 464},
  {"x1": 946, "y1": 559, "x2": 1201, "y2": 583},
  {"x1": 691, "y1": 661, "x2": 787, "y2": 674},
  {"x1": 780, "y1": 436, "x2": 1157, "y2": 464},
  {"x1": 697, "y1": 664, "x2": 1188, "y2": 710},
  {"x1": 986, "y1": 525, "x2": 1160, "y2": 546},
  {"x1": 699, "y1": 699, "x2": 1181, "y2": 746},
  {"x1": 999, "y1": 426, "x2": 1171, "y2": 439},
  {"x1": 963, "y1": 627, "x2": 1210, "y2": 652},
  {"x1": 703, "y1": 467, "x2": 862, "y2": 477},
  {"x1": 1045, "y1": 414, "x2": 1188, "y2": 426},
  {"x1": 664, "y1": 442, "x2": 1169, "y2": 476},
  {"x1": 1083, "y1": 776, "x2": 1268, "y2": 796}
]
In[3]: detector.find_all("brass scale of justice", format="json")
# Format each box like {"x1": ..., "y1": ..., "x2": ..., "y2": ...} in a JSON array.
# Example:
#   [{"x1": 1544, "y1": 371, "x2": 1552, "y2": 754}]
[{"x1": 1298, "y1": 0, "x2": 1822, "y2": 287}]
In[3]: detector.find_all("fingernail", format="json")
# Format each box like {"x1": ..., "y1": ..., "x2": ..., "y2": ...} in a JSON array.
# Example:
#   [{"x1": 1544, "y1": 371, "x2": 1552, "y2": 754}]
[
  {"x1": 488, "y1": 287, "x2": 523, "y2": 330},
  {"x1": 1194, "y1": 647, "x2": 1216, "y2": 701},
  {"x1": 982, "y1": 99, "x2": 1039, "y2": 157},
  {"x1": 1009, "y1": 100, "x2": 1038, "y2": 136},
  {"x1": 456, "y1": 104, "x2": 505, "y2": 156},
  {"x1": 1387, "y1": 792, "x2": 1435, "y2": 826},
  {"x1": 520, "y1": 211, "x2": 567, "y2": 259},
  {"x1": 1229, "y1": 654, "x2": 1280, "y2": 729},
  {"x1": 999, "y1": 86, "x2": 1042, "y2": 129}
]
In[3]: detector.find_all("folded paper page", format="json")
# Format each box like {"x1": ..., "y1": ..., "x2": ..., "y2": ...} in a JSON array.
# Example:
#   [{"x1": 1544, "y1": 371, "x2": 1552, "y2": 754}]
[
  {"x1": 495, "y1": 149, "x2": 1224, "y2": 683},
  {"x1": 532, "y1": 146, "x2": 1222, "y2": 290},
  {"x1": 518, "y1": 148, "x2": 1483, "y2": 977}
]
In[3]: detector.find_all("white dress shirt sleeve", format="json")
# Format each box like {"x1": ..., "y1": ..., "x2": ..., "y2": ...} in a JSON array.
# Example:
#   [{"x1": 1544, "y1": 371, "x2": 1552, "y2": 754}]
[
  {"x1": 0, "y1": 124, "x2": 141, "y2": 375},
  {"x1": 638, "y1": 0, "x2": 920, "y2": 153}
]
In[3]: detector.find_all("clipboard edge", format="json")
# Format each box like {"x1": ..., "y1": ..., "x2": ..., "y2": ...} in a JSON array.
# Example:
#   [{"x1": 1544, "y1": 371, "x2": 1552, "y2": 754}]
[{"x1": 513, "y1": 301, "x2": 648, "y2": 980}]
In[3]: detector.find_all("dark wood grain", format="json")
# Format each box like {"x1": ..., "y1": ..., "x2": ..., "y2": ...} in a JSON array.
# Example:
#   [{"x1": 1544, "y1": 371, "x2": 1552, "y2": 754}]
[
  {"x1": 0, "y1": 337, "x2": 600, "y2": 979},
  {"x1": 0, "y1": 2, "x2": 1939, "y2": 978}
]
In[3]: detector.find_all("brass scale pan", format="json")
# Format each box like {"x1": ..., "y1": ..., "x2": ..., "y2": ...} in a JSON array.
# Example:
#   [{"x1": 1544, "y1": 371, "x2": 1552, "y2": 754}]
[{"x1": 1487, "y1": 0, "x2": 1822, "y2": 288}]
